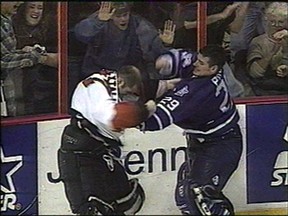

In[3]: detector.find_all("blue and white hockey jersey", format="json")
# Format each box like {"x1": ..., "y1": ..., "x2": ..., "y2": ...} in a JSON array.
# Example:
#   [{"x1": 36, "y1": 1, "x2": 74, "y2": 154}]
[
  {"x1": 158, "y1": 48, "x2": 244, "y2": 97},
  {"x1": 158, "y1": 48, "x2": 197, "y2": 79},
  {"x1": 142, "y1": 51, "x2": 240, "y2": 139}
]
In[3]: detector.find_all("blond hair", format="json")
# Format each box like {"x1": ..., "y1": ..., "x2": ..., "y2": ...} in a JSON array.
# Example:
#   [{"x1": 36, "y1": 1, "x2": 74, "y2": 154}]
[{"x1": 265, "y1": 2, "x2": 288, "y2": 17}]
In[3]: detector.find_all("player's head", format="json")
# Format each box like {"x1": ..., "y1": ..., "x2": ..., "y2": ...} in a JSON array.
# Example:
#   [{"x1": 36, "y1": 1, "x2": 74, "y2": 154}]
[
  {"x1": 111, "y1": 2, "x2": 131, "y2": 30},
  {"x1": 193, "y1": 44, "x2": 226, "y2": 77},
  {"x1": 117, "y1": 65, "x2": 143, "y2": 101}
]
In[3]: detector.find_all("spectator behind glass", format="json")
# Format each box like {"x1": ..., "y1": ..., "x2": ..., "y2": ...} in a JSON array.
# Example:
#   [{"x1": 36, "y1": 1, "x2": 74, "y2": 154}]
[
  {"x1": 1, "y1": 1, "x2": 57, "y2": 117},
  {"x1": 74, "y1": 2, "x2": 173, "y2": 80},
  {"x1": 247, "y1": 2, "x2": 288, "y2": 96},
  {"x1": 12, "y1": 1, "x2": 58, "y2": 115},
  {"x1": 228, "y1": 2, "x2": 267, "y2": 61},
  {"x1": 173, "y1": 2, "x2": 239, "y2": 51},
  {"x1": 131, "y1": 2, "x2": 173, "y2": 30},
  {"x1": 67, "y1": 2, "x2": 99, "y2": 104}
]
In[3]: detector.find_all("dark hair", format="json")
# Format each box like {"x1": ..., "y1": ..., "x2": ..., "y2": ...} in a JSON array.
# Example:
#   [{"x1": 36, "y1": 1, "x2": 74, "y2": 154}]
[
  {"x1": 118, "y1": 65, "x2": 142, "y2": 88},
  {"x1": 199, "y1": 44, "x2": 226, "y2": 69},
  {"x1": 12, "y1": 2, "x2": 57, "y2": 51}
]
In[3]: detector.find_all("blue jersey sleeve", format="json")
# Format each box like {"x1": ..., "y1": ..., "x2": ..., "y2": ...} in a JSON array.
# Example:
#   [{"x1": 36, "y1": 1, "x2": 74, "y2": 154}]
[
  {"x1": 142, "y1": 78, "x2": 201, "y2": 131},
  {"x1": 142, "y1": 71, "x2": 240, "y2": 138},
  {"x1": 160, "y1": 49, "x2": 198, "y2": 79}
]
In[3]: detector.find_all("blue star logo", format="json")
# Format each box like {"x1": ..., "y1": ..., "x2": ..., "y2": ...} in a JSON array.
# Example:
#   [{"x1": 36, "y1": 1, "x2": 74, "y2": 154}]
[{"x1": 1, "y1": 146, "x2": 23, "y2": 193}]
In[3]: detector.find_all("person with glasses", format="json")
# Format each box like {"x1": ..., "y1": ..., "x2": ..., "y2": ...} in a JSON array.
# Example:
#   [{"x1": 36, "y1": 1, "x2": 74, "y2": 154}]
[{"x1": 247, "y1": 2, "x2": 288, "y2": 96}]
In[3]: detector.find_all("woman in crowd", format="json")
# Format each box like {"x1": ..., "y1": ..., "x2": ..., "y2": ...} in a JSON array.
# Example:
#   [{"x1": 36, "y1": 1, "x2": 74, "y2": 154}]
[{"x1": 12, "y1": 2, "x2": 58, "y2": 115}]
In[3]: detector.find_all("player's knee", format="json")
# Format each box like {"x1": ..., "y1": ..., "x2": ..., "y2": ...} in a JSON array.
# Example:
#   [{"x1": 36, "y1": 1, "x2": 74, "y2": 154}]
[
  {"x1": 76, "y1": 178, "x2": 145, "y2": 215},
  {"x1": 175, "y1": 162, "x2": 234, "y2": 215}
]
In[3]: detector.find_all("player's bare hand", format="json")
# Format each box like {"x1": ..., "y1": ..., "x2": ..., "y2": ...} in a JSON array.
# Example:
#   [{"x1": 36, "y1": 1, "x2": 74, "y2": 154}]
[
  {"x1": 276, "y1": 65, "x2": 288, "y2": 77},
  {"x1": 159, "y1": 20, "x2": 176, "y2": 45},
  {"x1": 145, "y1": 100, "x2": 156, "y2": 117},
  {"x1": 98, "y1": 2, "x2": 115, "y2": 21}
]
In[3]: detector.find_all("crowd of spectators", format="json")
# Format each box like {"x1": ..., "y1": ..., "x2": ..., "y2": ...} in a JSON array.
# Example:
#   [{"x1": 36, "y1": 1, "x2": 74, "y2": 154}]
[
  {"x1": 1, "y1": 1, "x2": 58, "y2": 117},
  {"x1": 1, "y1": 1, "x2": 287, "y2": 117}
]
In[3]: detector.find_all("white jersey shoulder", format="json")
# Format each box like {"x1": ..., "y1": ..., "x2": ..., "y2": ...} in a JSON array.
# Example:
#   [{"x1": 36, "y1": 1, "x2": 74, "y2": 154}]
[{"x1": 71, "y1": 72, "x2": 122, "y2": 139}]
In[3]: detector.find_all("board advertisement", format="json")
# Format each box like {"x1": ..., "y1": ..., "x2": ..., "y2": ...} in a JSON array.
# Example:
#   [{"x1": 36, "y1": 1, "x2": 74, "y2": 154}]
[
  {"x1": 1, "y1": 104, "x2": 287, "y2": 215},
  {"x1": 246, "y1": 103, "x2": 288, "y2": 203},
  {"x1": 1, "y1": 124, "x2": 38, "y2": 215}
]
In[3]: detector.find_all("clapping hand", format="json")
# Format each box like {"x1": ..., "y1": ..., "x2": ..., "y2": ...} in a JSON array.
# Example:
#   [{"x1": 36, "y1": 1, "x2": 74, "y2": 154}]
[
  {"x1": 98, "y1": 2, "x2": 115, "y2": 21},
  {"x1": 276, "y1": 65, "x2": 288, "y2": 77},
  {"x1": 159, "y1": 20, "x2": 176, "y2": 45},
  {"x1": 21, "y1": 46, "x2": 34, "y2": 52},
  {"x1": 273, "y1": 29, "x2": 288, "y2": 41}
]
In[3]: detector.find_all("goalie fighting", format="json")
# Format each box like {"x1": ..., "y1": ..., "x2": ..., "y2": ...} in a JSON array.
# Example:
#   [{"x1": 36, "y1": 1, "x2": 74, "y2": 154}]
[{"x1": 47, "y1": 66, "x2": 155, "y2": 215}]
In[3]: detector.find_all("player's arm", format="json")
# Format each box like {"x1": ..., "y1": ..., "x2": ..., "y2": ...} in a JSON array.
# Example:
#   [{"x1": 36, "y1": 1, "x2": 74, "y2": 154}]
[
  {"x1": 140, "y1": 80, "x2": 200, "y2": 132},
  {"x1": 156, "y1": 78, "x2": 181, "y2": 99},
  {"x1": 140, "y1": 86, "x2": 188, "y2": 132},
  {"x1": 155, "y1": 49, "x2": 197, "y2": 79}
]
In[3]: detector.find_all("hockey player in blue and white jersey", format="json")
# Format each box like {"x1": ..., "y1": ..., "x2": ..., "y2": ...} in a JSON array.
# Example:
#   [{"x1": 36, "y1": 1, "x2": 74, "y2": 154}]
[
  {"x1": 155, "y1": 47, "x2": 244, "y2": 98},
  {"x1": 141, "y1": 45, "x2": 243, "y2": 215}
]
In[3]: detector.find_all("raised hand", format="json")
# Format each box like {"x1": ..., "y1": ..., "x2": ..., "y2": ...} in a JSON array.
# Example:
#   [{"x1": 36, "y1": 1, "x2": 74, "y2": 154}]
[
  {"x1": 221, "y1": 2, "x2": 242, "y2": 19},
  {"x1": 159, "y1": 20, "x2": 176, "y2": 45},
  {"x1": 98, "y1": 2, "x2": 115, "y2": 21}
]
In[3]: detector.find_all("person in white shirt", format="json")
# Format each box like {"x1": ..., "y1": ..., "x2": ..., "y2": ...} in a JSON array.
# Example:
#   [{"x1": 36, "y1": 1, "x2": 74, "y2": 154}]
[{"x1": 52, "y1": 65, "x2": 178, "y2": 215}]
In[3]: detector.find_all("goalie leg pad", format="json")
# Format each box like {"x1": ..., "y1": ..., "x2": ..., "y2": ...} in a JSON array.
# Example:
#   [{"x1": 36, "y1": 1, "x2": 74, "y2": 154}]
[
  {"x1": 175, "y1": 165, "x2": 234, "y2": 216},
  {"x1": 77, "y1": 178, "x2": 145, "y2": 215},
  {"x1": 115, "y1": 178, "x2": 145, "y2": 215}
]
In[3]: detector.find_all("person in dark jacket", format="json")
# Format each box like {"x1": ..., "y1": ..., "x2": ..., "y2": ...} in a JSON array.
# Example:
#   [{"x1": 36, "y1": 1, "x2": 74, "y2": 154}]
[{"x1": 74, "y1": 2, "x2": 173, "y2": 80}]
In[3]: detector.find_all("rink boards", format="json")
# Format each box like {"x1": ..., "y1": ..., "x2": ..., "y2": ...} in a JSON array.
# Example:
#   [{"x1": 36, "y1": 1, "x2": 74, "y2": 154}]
[{"x1": 1, "y1": 103, "x2": 287, "y2": 215}]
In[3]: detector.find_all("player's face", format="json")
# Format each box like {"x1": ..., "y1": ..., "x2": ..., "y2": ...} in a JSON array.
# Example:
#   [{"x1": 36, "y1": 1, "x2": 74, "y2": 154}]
[
  {"x1": 193, "y1": 53, "x2": 217, "y2": 76},
  {"x1": 112, "y1": 12, "x2": 130, "y2": 30},
  {"x1": 119, "y1": 84, "x2": 140, "y2": 102}
]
